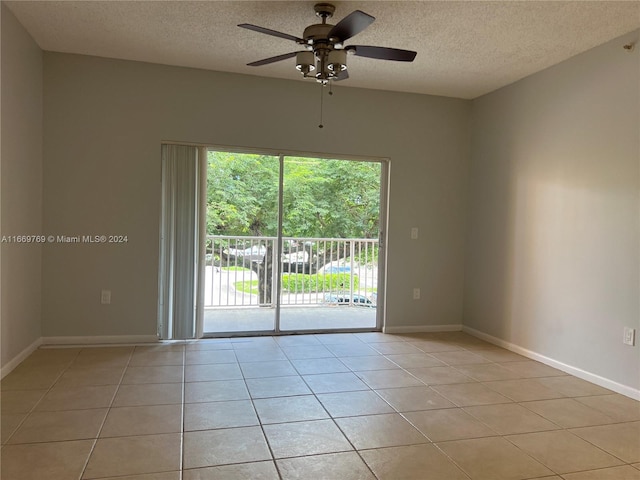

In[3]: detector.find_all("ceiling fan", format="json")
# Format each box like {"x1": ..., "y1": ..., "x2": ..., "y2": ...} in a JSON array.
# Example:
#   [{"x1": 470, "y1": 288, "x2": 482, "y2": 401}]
[{"x1": 239, "y1": 2, "x2": 417, "y2": 85}]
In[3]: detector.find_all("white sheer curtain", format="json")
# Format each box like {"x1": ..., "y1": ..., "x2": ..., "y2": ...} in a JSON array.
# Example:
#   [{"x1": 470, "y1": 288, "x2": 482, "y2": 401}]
[{"x1": 158, "y1": 144, "x2": 204, "y2": 339}]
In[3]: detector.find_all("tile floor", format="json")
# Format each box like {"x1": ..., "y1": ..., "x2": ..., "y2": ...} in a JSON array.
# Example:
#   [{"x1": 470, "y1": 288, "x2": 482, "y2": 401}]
[{"x1": 1, "y1": 331, "x2": 639, "y2": 480}]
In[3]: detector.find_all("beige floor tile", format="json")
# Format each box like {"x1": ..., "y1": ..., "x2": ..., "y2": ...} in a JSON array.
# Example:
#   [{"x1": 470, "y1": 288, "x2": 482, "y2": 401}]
[
  {"x1": 575, "y1": 394, "x2": 640, "y2": 422},
  {"x1": 1, "y1": 365, "x2": 64, "y2": 390},
  {"x1": 407, "y1": 339, "x2": 463, "y2": 353},
  {"x1": 281, "y1": 345, "x2": 334, "y2": 359},
  {"x1": 232, "y1": 337, "x2": 280, "y2": 348},
  {"x1": 101, "y1": 404, "x2": 182, "y2": 437},
  {"x1": 129, "y1": 351, "x2": 185, "y2": 366},
  {"x1": 122, "y1": 365, "x2": 184, "y2": 384},
  {"x1": 430, "y1": 350, "x2": 490, "y2": 365},
  {"x1": 8, "y1": 408, "x2": 107, "y2": 444},
  {"x1": 185, "y1": 349, "x2": 237, "y2": 364},
  {"x1": 376, "y1": 386, "x2": 454, "y2": 412},
  {"x1": 339, "y1": 355, "x2": 400, "y2": 371},
  {"x1": 403, "y1": 408, "x2": 496, "y2": 442},
  {"x1": 98, "y1": 473, "x2": 181, "y2": 480},
  {"x1": 1, "y1": 389, "x2": 47, "y2": 414},
  {"x1": 464, "y1": 403, "x2": 559, "y2": 435},
  {"x1": 135, "y1": 344, "x2": 185, "y2": 353},
  {"x1": 562, "y1": 466, "x2": 640, "y2": 480},
  {"x1": 506, "y1": 430, "x2": 624, "y2": 474},
  {"x1": 276, "y1": 335, "x2": 322, "y2": 346},
  {"x1": 113, "y1": 383, "x2": 183, "y2": 406},
  {"x1": 302, "y1": 372, "x2": 369, "y2": 394},
  {"x1": 186, "y1": 340, "x2": 233, "y2": 351},
  {"x1": 84, "y1": 433, "x2": 182, "y2": 478},
  {"x1": 356, "y1": 369, "x2": 424, "y2": 389},
  {"x1": 536, "y1": 376, "x2": 614, "y2": 397},
  {"x1": 437, "y1": 436, "x2": 553, "y2": 480},
  {"x1": 1, "y1": 439, "x2": 94, "y2": 480},
  {"x1": 454, "y1": 363, "x2": 520, "y2": 381},
  {"x1": 500, "y1": 360, "x2": 566, "y2": 378},
  {"x1": 1, "y1": 413, "x2": 26, "y2": 443},
  {"x1": 317, "y1": 390, "x2": 395, "y2": 417},
  {"x1": 325, "y1": 343, "x2": 380, "y2": 357},
  {"x1": 184, "y1": 400, "x2": 258, "y2": 430},
  {"x1": 263, "y1": 419, "x2": 352, "y2": 458},
  {"x1": 233, "y1": 348, "x2": 288, "y2": 362},
  {"x1": 184, "y1": 379, "x2": 249, "y2": 403},
  {"x1": 385, "y1": 353, "x2": 445, "y2": 368},
  {"x1": 239, "y1": 360, "x2": 297, "y2": 378},
  {"x1": 185, "y1": 363, "x2": 243, "y2": 382},
  {"x1": 253, "y1": 394, "x2": 329, "y2": 423},
  {"x1": 355, "y1": 332, "x2": 401, "y2": 343},
  {"x1": 72, "y1": 347, "x2": 133, "y2": 368},
  {"x1": 406, "y1": 366, "x2": 474, "y2": 385},
  {"x1": 369, "y1": 342, "x2": 424, "y2": 355},
  {"x1": 521, "y1": 398, "x2": 617, "y2": 428},
  {"x1": 335, "y1": 413, "x2": 428, "y2": 449},
  {"x1": 278, "y1": 451, "x2": 375, "y2": 480},
  {"x1": 246, "y1": 376, "x2": 311, "y2": 398},
  {"x1": 184, "y1": 461, "x2": 279, "y2": 480},
  {"x1": 315, "y1": 333, "x2": 359, "y2": 344},
  {"x1": 469, "y1": 348, "x2": 527, "y2": 363},
  {"x1": 35, "y1": 384, "x2": 117, "y2": 411},
  {"x1": 55, "y1": 366, "x2": 126, "y2": 387},
  {"x1": 482, "y1": 379, "x2": 564, "y2": 402},
  {"x1": 19, "y1": 348, "x2": 80, "y2": 368},
  {"x1": 431, "y1": 382, "x2": 512, "y2": 406},
  {"x1": 441, "y1": 332, "x2": 491, "y2": 348},
  {"x1": 570, "y1": 421, "x2": 640, "y2": 463},
  {"x1": 360, "y1": 444, "x2": 469, "y2": 480},
  {"x1": 290, "y1": 357, "x2": 349, "y2": 375},
  {"x1": 183, "y1": 426, "x2": 271, "y2": 468}
]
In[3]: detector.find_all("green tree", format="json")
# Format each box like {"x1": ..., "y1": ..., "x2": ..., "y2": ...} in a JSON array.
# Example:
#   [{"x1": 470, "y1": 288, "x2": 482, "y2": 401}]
[
  {"x1": 207, "y1": 152, "x2": 380, "y2": 239},
  {"x1": 207, "y1": 151, "x2": 381, "y2": 303}
]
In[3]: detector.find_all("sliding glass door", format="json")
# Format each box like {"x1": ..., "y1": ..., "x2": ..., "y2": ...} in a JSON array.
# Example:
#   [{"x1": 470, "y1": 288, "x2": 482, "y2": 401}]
[{"x1": 201, "y1": 148, "x2": 386, "y2": 336}]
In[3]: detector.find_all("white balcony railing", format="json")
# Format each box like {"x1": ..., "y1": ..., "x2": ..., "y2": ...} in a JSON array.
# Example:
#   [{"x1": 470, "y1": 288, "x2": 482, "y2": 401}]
[{"x1": 204, "y1": 235, "x2": 378, "y2": 309}]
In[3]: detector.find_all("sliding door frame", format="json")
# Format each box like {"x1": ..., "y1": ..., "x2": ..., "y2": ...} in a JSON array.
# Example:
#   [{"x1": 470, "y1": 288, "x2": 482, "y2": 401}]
[{"x1": 194, "y1": 143, "x2": 389, "y2": 338}]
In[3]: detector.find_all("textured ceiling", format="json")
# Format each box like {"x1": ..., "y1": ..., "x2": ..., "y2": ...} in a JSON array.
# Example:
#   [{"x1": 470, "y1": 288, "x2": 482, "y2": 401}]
[{"x1": 6, "y1": 1, "x2": 640, "y2": 99}]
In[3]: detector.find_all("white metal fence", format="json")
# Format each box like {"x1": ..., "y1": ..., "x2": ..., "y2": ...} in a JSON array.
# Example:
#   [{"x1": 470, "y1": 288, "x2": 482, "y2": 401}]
[{"x1": 204, "y1": 235, "x2": 378, "y2": 308}]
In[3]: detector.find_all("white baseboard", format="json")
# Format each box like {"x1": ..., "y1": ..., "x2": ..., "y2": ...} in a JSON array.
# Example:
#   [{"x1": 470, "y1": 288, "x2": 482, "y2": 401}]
[
  {"x1": 42, "y1": 335, "x2": 159, "y2": 346},
  {"x1": 1, "y1": 337, "x2": 43, "y2": 379},
  {"x1": 462, "y1": 326, "x2": 640, "y2": 401},
  {"x1": 384, "y1": 324, "x2": 463, "y2": 334}
]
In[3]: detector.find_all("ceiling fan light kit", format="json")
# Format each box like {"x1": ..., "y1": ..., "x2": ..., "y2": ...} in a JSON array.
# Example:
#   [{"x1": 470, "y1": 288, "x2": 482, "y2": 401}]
[{"x1": 239, "y1": 2, "x2": 417, "y2": 86}]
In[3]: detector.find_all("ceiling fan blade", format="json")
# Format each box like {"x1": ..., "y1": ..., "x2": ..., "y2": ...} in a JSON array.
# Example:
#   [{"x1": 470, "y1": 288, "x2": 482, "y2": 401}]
[
  {"x1": 334, "y1": 70, "x2": 349, "y2": 81},
  {"x1": 329, "y1": 10, "x2": 375, "y2": 41},
  {"x1": 349, "y1": 45, "x2": 417, "y2": 62},
  {"x1": 238, "y1": 23, "x2": 303, "y2": 43},
  {"x1": 247, "y1": 52, "x2": 299, "y2": 67}
]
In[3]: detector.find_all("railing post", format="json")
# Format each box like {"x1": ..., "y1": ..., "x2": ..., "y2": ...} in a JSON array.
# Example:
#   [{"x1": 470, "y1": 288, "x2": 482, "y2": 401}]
[{"x1": 349, "y1": 240, "x2": 355, "y2": 306}]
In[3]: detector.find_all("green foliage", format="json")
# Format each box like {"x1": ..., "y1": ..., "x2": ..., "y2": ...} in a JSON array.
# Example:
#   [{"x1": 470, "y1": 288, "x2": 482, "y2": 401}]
[
  {"x1": 234, "y1": 280, "x2": 260, "y2": 295},
  {"x1": 207, "y1": 152, "x2": 381, "y2": 239},
  {"x1": 281, "y1": 273, "x2": 358, "y2": 293}
]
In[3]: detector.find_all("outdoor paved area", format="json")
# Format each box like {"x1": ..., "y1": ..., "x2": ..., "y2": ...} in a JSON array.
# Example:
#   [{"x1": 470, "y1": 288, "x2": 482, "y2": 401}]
[{"x1": 204, "y1": 306, "x2": 377, "y2": 334}]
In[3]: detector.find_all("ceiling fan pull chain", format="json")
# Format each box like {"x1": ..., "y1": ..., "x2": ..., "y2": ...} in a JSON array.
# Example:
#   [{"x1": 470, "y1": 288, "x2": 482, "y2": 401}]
[{"x1": 319, "y1": 84, "x2": 324, "y2": 128}]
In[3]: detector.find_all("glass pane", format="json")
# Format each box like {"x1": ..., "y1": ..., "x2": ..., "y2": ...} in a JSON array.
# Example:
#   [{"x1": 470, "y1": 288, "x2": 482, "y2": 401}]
[
  {"x1": 203, "y1": 151, "x2": 279, "y2": 334},
  {"x1": 279, "y1": 157, "x2": 381, "y2": 331}
]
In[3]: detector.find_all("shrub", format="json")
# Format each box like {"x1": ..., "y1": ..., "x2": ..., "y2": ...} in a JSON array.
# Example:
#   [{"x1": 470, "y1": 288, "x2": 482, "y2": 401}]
[{"x1": 281, "y1": 273, "x2": 358, "y2": 293}]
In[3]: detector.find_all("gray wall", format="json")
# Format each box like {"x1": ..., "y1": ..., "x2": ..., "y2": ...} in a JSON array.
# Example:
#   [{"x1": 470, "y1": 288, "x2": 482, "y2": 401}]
[
  {"x1": 1, "y1": 4, "x2": 43, "y2": 366},
  {"x1": 41, "y1": 52, "x2": 470, "y2": 337},
  {"x1": 464, "y1": 30, "x2": 640, "y2": 390}
]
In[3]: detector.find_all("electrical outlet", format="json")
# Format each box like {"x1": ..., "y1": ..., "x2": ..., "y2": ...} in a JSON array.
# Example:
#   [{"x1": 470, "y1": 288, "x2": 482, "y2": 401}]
[
  {"x1": 623, "y1": 327, "x2": 636, "y2": 346},
  {"x1": 411, "y1": 227, "x2": 419, "y2": 240},
  {"x1": 101, "y1": 289, "x2": 111, "y2": 305},
  {"x1": 413, "y1": 288, "x2": 420, "y2": 300}
]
